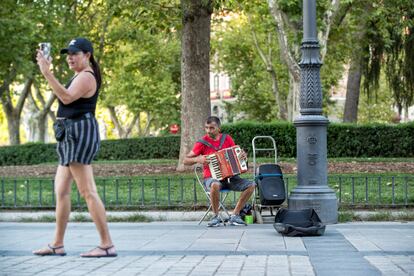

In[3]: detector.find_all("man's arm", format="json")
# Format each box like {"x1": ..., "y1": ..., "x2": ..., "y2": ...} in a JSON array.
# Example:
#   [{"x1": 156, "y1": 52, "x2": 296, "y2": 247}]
[{"x1": 183, "y1": 150, "x2": 207, "y2": 166}]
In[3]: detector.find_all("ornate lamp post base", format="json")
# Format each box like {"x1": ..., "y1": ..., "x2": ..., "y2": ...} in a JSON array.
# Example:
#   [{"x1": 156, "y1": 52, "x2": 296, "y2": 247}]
[
  {"x1": 288, "y1": 193, "x2": 338, "y2": 224},
  {"x1": 290, "y1": 115, "x2": 337, "y2": 224}
]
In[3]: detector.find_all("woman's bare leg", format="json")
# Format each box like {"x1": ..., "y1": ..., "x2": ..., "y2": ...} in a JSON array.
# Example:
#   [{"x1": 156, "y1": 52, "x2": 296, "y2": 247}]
[
  {"x1": 53, "y1": 166, "x2": 74, "y2": 245},
  {"x1": 33, "y1": 165, "x2": 73, "y2": 255},
  {"x1": 70, "y1": 163, "x2": 115, "y2": 256}
]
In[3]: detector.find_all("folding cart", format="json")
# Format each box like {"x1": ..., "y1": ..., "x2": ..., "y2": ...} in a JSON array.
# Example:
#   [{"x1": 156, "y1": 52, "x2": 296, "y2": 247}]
[{"x1": 252, "y1": 136, "x2": 286, "y2": 224}]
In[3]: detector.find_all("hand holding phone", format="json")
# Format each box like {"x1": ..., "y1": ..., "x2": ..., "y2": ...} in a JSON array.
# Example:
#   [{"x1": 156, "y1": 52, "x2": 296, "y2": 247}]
[
  {"x1": 39, "y1": 42, "x2": 51, "y2": 60},
  {"x1": 37, "y1": 42, "x2": 52, "y2": 75}
]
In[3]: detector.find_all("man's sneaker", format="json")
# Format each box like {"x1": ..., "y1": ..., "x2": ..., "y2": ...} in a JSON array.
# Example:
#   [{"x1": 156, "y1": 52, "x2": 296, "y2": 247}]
[
  {"x1": 229, "y1": 215, "x2": 247, "y2": 226},
  {"x1": 207, "y1": 215, "x2": 222, "y2": 227}
]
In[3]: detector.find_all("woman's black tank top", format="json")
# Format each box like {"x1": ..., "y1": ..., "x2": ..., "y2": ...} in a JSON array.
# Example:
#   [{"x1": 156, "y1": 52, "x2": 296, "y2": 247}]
[{"x1": 57, "y1": 71, "x2": 99, "y2": 119}]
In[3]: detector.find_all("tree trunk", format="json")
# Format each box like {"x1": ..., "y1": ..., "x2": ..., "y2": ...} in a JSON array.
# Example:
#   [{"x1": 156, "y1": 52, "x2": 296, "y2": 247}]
[
  {"x1": 287, "y1": 75, "x2": 300, "y2": 121},
  {"x1": 25, "y1": 83, "x2": 56, "y2": 143},
  {"x1": 26, "y1": 93, "x2": 41, "y2": 142},
  {"x1": 1, "y1": 76, "x2": 33, "y2": 145},
  {"x1": 0, "y1": 66, "x2": 17, "y2": 99},
  {"x1": 37, "y1": 113, "x2": 48, "y2": 142},
  {"x1": 5, "y1": 114, "x2": 20, "y2": 145},
  {"x1": 404, "y1": 104, "x2": 409, "y2": 122},
  {"x1": 343, "y1": 57, "x2": 363, "y2": 122},
  {"x1": 396, "y1": 103, "x2": 403, "y2": 119},
  {"x1": 108, "y1": 106, "x2": 140, "y2": 138},
  {"x1": 124, "y1": 114, "x2": 139, "y2": 138},
  {"x1": 36, "y1": 97, "x2": 53, "y2": 142},
  {"x1": 269, "y1": 68, "x2": 287, "y2": 120},
  {"x1": 176, "y1": 0, "x2": 212, "y2": 171},
  {"x1": 108, "y1": 106, "x2": 125, "y2": 138},
  {"x1": 343, "y1": 13, "x2": 368, "y2": 123},
  {"x1": 136, "y1": 113, "x2": 142, "y2": 136},
  {"x1": 144, "y1": 112, "x2": 152, "y2": 136}
]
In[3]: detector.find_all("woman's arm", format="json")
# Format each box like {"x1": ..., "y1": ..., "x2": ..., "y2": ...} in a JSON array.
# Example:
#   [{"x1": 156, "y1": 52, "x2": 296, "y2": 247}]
[{"x1": 36, "y1": 50, "x2": 95, "y2": 104}]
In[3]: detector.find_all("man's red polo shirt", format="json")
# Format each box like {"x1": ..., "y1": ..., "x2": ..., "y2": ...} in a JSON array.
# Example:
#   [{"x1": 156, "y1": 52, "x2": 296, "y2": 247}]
[{"x1": 192, "y1": 133, "x2": 235, "y2": 178}]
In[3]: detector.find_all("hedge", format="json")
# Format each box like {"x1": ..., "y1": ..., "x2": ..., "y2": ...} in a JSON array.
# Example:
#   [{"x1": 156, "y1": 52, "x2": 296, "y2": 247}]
[
  {"x1": 0, "y1": 136, "x2": 181, "y2": 166},
  {"x1": 0, "y1": 122, "x2": 413, "y2": 165}
]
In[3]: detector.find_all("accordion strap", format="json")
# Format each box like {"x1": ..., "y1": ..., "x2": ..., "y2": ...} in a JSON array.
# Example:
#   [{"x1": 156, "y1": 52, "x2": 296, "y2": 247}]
[{"x1": 197, "y1": 134, "x2": 227, "y2": 151}]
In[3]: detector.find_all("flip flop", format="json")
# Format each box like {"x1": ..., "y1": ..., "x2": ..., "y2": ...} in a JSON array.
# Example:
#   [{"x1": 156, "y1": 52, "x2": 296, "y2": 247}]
[
  {"x1": 80, "y1": 245, "x2": 117, "y2": 258},
  {"x1": 33, "y1": 244, "x2": 67, "y2": 256}
]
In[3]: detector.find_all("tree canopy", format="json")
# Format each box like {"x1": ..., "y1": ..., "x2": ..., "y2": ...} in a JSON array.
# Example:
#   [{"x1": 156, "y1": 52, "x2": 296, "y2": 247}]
[{"x1": 0, "y1": 0, "x2": 412, "y2": 145}]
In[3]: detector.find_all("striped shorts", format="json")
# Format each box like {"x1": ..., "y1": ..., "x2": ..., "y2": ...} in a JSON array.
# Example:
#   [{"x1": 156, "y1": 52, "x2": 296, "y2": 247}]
[{"x1": 56, "y1": 114, "x2": 100, "y2": 166}]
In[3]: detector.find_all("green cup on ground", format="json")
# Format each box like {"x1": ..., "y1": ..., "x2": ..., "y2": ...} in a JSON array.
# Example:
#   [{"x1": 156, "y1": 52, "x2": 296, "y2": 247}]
[{"x1": 244, "y1": 215, "x2": 253, "y2": 224}]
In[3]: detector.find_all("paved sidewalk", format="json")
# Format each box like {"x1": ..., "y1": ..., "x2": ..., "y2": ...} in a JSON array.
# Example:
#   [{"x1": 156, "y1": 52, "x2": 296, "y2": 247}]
[{"x1": 0, "y1": 221, "x2": 413, "y2": 275}]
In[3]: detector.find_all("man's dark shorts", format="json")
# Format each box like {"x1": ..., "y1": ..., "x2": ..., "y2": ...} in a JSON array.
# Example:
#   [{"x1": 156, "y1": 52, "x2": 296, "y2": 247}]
[{"x1": 203, "y1": 175, "x2": 255, "y2": 192}]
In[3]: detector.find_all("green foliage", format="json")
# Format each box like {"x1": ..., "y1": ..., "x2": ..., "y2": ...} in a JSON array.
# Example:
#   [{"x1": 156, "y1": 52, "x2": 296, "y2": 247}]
[
  {"x1": 358, "y1": 76, "x2": 395, "y2": 123},
  {"x1": 107, "y1": 213, "x2": 153, "y2": 222},
  {"x1": 221, "y1": 121, "x2": 296, "y2": 157},
  {"x1": 1, "y1": 0, "x2": 183, "y2": 145},
  {"x1": 19, "y1": 215, "x2": 56, "y2": 223},
  {"x1": 365, "y1": 211, "x2": 392, "y2": 221},
  {"x1": 0, "y1": 0, "x2": 91, "y2": 83},
  {"x1": 0, "y1": 0, "x2": 35, "y2": 81},
  {"x1": 103, "y1": 32, "x2": 181, "y2": 127},
  {"x1": 71, "y1": 213, "x2": 92, "y2": 222},
  {"x1": 355, "y1": 0, "x2": 414, "y2": 109},
  {"x1": 337, "y1": 211, "x2": 414, "y2": 222},
  {"x1": 0, "y1": 121, "x2": 413, "y2": 166},
  {"x1": 100, "y1": 1, "x2": 182, "y2": 130},
  {"x1": 0, "y1": 0, "x2": 104, "y2": 145},
  {"x1": 97, "y1": 136, "x2": 181, "y2": 160},
  {"x1": 3, "y1": 0, "x2": 410, "y2": 146},
  {"x1": 327, "y1": 123, "x2": 414, "y2": 157},
  {"x1": 0, "y1": 136, "x2": 180, "y2": 165},
  {"x1": 212, "y1": 0, "x2": 353, "y2": 121},
  {"x1": 211, "y1": 2, "x2": 289, "y2": 121},
  {"x1": 0, "y1": 143, "x2": 58, "y2": 165},
  {"x1": 338, "y1": 211, "x2": 361, "y2": 222}
]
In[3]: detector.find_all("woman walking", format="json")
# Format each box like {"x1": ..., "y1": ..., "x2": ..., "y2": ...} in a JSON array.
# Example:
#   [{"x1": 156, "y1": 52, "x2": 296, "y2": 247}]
[{"x1": 33, "y1": 38, "x2": 116, "y2": 257}]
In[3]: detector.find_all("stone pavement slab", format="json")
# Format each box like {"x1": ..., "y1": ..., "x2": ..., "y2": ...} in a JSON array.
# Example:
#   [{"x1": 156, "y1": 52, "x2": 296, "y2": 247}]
[{"x1": 0, "y1": 222, "x2": 413, "y2": 275}]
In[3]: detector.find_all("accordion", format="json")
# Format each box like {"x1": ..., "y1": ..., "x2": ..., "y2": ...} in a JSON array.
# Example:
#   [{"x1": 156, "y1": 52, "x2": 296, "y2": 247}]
[{"x1": 206, "y1": 146, "x2": 248, "y2": 180}]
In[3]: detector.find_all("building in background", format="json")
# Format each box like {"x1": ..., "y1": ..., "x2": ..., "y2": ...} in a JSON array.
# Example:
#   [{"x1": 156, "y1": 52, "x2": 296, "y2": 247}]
[{"x1": 209, "y1": 72, "x2": 236, "y2": 123}]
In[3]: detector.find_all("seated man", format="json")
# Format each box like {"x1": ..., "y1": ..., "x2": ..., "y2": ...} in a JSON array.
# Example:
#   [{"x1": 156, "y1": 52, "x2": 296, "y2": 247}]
[{"x1": 184, "y1": 116, "x2": 255, "y2": 227}]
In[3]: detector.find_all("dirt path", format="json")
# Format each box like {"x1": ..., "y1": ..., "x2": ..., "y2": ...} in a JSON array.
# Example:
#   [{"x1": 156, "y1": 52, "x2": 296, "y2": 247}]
[{"x1": 0, "y1": 162, "x2": 412, "y2": 177}]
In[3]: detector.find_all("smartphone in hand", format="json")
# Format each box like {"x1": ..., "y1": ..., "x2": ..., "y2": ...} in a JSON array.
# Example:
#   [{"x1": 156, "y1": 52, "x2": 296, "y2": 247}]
[{"x1": 39, "y1": 42, "x2": 51, "y2": 60}]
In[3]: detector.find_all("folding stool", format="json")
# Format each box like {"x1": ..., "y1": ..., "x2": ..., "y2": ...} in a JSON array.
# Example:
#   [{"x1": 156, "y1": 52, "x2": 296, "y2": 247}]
[{"x1": 194, "y1": 165, "x2": 231, "y2": 225}]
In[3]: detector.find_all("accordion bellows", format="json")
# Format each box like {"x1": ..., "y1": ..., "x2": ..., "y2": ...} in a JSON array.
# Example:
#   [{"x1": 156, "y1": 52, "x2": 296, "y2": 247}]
[{"x1": 206, "y1": 146, "x2": 248, "y2": 180}]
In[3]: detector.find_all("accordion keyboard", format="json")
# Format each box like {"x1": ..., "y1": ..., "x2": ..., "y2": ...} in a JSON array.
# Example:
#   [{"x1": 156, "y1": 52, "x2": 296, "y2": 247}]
[{"x1": 209, "y1": 155, "x2": 222, "y2": 180}]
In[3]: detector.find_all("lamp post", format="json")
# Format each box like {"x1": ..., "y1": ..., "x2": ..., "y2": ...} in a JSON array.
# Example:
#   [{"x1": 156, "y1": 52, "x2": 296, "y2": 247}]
[{"x1": 288, "y1": 0, "x2": 338, "y2": 223}]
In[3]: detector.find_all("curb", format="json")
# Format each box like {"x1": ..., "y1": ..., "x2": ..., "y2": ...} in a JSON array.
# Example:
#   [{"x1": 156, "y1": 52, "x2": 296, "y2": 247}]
[{"x1": 0, "y1": 211, "x2": 207, "y2": 222}]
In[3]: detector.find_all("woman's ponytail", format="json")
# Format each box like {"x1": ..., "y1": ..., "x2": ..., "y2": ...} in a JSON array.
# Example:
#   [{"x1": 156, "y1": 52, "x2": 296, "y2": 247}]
[{"x1": 90, "y1": 54, "x2": 102, "y2": 90}]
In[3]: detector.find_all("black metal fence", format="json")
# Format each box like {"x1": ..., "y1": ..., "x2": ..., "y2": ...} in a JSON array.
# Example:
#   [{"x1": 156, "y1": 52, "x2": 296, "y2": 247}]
[{"x1": 1, "y1": 175, "x2": 413, "y2": 209}]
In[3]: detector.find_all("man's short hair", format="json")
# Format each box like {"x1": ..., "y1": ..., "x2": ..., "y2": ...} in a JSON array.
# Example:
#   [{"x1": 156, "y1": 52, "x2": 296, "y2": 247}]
[{"x1": 206, "y1": 116, "x2": 221, "y2": 127}]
